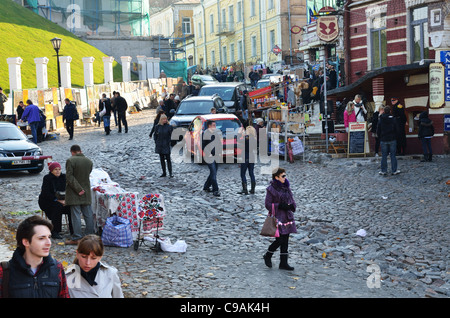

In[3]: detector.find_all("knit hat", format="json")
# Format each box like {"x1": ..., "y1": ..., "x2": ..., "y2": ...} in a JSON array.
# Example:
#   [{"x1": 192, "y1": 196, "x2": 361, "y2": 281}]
[{"x1": 48, "y1": 161, "x2": 61, "y2": 172}]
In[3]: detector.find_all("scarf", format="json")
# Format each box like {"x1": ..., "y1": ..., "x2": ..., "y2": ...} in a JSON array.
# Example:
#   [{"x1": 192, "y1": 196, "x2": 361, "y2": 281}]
[{"x1": 80, "y1": 262, "x2": 100, "y2": 286}]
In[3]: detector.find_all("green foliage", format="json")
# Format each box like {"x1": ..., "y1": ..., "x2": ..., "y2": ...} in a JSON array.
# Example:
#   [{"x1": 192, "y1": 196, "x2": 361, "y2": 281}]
[{"x1": 0, "y1": 0, "x2": 123, "y2": 94}]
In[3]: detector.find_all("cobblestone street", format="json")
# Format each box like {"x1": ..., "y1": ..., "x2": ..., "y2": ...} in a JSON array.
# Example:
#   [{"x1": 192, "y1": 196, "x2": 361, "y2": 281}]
[{"x1": 0, "y1": 109, "x2": 449, "y2": 300}]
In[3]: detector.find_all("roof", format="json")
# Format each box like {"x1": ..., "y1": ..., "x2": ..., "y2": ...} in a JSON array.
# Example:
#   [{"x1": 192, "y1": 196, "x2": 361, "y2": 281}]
[
  {"x1": 183, "y1": 95, "x2": 221, "y2": 101},
  {"x1": 196, "y1": 114, "x2": 239, "y2": 121}
]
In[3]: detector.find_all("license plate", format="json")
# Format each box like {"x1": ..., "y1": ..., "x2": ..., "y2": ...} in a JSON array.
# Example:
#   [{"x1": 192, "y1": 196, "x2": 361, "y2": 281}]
[{"x1": 12, "y1": 160, "x2": 31, "y2": 165}]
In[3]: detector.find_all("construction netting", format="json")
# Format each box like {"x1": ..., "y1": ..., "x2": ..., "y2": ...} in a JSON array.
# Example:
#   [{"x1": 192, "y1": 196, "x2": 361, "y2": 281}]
[{"x1": 24, "y1": 0, "x2": 150, "y2": 37}]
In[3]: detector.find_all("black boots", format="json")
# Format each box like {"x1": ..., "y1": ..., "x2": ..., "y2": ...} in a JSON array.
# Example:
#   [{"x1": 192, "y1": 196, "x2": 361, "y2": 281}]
[
  {"x1": 421, "y1": 154, "x2": 433, "y2": 162},
  {"x1": 279, "y1": 253, "x2": 294, "y2": 271},
  {"x1": 250, "y1": 182, "x2": 256, "y2": 194},
  {"x1": 238, "y1": 182, "x2": 248, "y2": 195},
  {"x1": 263, "y1": 251, "x2": 273, "y2": 268}
]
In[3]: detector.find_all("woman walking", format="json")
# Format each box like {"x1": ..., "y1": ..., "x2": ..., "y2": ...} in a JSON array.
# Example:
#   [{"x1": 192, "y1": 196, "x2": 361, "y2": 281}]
[
  {"x1": 153, "y1": 114, "x2": 174, "y2": 177},
  {"x1": 238, "y1": 126, "x2": 257, "y2": 195},
  {"x1": 263, "y1": 168, "x2": 297, "y2": 270}
]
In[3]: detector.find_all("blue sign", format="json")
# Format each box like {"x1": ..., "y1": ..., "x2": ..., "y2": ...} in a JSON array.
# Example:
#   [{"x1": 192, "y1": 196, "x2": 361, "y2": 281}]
[
  {"x1": 445, "y1": 115, "x2": 450, "y2": 132},
  {"x1": 441, "y1": 51, "x2": 450, "y2": 102}
]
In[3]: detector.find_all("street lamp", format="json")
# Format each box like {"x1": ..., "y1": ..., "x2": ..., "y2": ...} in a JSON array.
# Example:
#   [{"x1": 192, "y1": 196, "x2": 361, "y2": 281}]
[{"x1": 50, "y1": 37, "x2": 62, "y2": 87}]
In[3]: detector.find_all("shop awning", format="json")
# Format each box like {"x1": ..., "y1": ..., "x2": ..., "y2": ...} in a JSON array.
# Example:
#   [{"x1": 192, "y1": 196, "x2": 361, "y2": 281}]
[{"x1": 327, "y1": 61, "x2": 432, "y2": 99}]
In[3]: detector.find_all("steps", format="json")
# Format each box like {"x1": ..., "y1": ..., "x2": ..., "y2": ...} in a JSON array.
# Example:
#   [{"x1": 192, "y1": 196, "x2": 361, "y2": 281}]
[{"x1": 304, "y1": 133, "x2": 348, "y2": 158}]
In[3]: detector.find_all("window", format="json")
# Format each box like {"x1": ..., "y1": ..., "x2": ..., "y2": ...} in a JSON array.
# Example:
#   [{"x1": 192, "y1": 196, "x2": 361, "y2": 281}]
[
  {"x1": 230, "y1": 43, "x2": 235, "y2": 63},
  {"x1": 268, "y1": 0, "x2": 274, "y2": 10},
  {"x1": 251, "y1": 36, "x2": 257, "y2": 57},
  {"x1": 229, "y1": 5, "x2": 234, "y2": 29},
  {"x1": 411, "y1": 6, "x2": 429, "y2": 62},
  {"x1": 211, "y1": 50, "x2": 216, "y2": 65},
  {"x1": 238, "y1": 40, "x2": 243, "y2": 60},
  {"x1": 370, "y1": 14, "x2": 387, "y2": 69},
  {"x1": 210, "y1": 14, "x2": 214, "y2": 33},
  {"x1": 270, "y1": 30, "x2": 275, "y2": 50},
  {"x1": 222, "y1": 8, "x2": 226, "y2": 30},
  {"x1": 198, "y1": 22, "x2": 202, "y2": 38},
  {"x1": 237, "y1": 1, "x2": 242, "y2": 22},
  {"x1": 222, "y1": 46, "x2": 227, "y2": 65},
  {"x1": 251, "y1": 0, "x2": 256, "y2": 17},
  {"x1": 182, "y1": 17, "x2": 191, "y2": 34}
]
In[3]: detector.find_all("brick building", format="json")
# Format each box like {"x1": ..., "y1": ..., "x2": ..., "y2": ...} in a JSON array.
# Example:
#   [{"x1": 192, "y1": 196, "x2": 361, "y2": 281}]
[{"x1": 325, "y1": 0, "x2": 450, "y2": 155}]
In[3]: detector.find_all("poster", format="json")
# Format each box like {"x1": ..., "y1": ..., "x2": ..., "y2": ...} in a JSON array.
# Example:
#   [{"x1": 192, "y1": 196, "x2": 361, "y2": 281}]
[{"x1": 429, "y1": 62, "x2": 445, "y2": 108}]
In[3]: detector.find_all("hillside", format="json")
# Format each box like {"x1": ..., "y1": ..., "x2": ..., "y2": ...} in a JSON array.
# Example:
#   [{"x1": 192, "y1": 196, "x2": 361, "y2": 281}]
[{"x1": 0, "y1": 0, "x2": 123, "y2": 93}]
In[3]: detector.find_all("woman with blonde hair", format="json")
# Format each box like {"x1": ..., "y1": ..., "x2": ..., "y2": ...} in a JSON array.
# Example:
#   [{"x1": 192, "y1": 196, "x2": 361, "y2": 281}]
[
  {"x1": 344, "y1": 101, "x2": 356, "y2": 132},
  {"x1": 154, "y1": 114, "x2": 174, "y2": 177},
  {"x1": 65, "y1": 234, "x2": 123, "y2": 298},
  {"x1": 238, "y1": 125, "x2": 257, "y2": 195}
]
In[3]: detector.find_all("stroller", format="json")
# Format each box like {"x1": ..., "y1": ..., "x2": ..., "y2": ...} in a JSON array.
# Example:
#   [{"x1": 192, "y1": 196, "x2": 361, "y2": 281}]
[{"x1": 133, "y1": 193, "x2": 166, "y2": 251}]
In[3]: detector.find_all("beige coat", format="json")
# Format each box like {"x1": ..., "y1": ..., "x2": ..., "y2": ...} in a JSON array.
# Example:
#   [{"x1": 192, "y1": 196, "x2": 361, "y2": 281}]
[{"x1": 65, "y1": 262, "x2": 124, "y2": 298}]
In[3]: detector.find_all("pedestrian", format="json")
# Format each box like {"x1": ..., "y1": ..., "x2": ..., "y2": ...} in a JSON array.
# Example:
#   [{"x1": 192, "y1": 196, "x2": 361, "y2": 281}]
[
  {"x1": 239, "y1": 90, "x2": 250, "y2": 120},
  {"x1": 65, "y1": 145, "x2": 95, "y2": 245},
  {"x1": 99, "y1": 93, "x2": 112, "y2": 135},
  {"x1": 164, "y1": 94, "x2": 176, "y2": 119},
  {"x1": 417, "y1": 110, "x2": 434, "y2": 162},
  {"x1": 210, "y1": 107, "x2": 217, "y2": 114},
  {"x1": 0, "y1": 215, "x2": 70, "y2": 298},
  {"x1": 62, "y1": 98, "x2": 78, "y2": 140},
  {"x1": 16, "y1": 101, "x2": 25, "y2": 120},
  {"x1": 202, "y1": 120, "x2": 221, "y2": 197},
  {"x1": 180, "y1": 81, "x2": 189, "y2": 100},
  {"x1": 20, "y1": 100, "x2": 40, "y2": 144},
  {"x1": 343, "y1": 101, "x2": 356, "y2": 132},
  {"x1": 391, "y1": 97, "x2": 407, "y2": 155},
  {"x1": 0, "y1": 87, "x2": 7, "y2": 115},
  {"x1": 238, "y1": 126, "x2": 257, "y2": 195},
  {"x1": 153, "y1": 114, "x2": 174, "y2": 178},
  {"x1": 376, "y1": 106, "x2": 400, "y2": 175},
  {"x1": 263, "y1": 167, "x2": 297, "y2": 270},
  {"x1": 114, "y1": 92, "x2": 128, "y2": 133},
  {"x1": 188, "y1": 81, "x2": 195, "y2": 95},
  {"x1": 191, "y1": 85, "x2": 200, "y2": 96},
  {"x1": 65, "y1": 235, "x2": 123, "y2": 298},
  {"x1": 149, "y1": 107, "x2": 165, "y2": 138},
  {"x1": 352, "y1": 94, "x2": 367, "y2": 122},
  {"x1": 110, "y1": 91, "x2": 118, "y2": 126},
  {"x1": 370, "y1": 104, "x2": 384, "y2": 156},
  {"x1": 38, "y1": 161, "x2": 73, "y2": 239}
]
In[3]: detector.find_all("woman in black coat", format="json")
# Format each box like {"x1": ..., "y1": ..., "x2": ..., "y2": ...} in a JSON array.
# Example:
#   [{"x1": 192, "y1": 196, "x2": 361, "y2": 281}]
[
  {"x1": 38, "y1": 162, "x2": 73, "y2": 239},
  {"x1": 154, "y1": 114, "x2": 174, "y2": 177}
]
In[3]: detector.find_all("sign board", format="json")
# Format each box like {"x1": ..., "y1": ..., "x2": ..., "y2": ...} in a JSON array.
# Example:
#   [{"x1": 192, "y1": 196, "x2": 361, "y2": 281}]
[
  {"x1": 272, "y1": 45, "x2": 282, "y2": 55},
  {"x1": 445, "y1": 115, "x2": 450, "y2": 132},
  {"x1": 429, "y1": 62, "x2": 445, "y2": 108},
  {"x1": 440, "y1": 51, "x2": 450, "y2": 102},
  {"x1": 317, "y1": 15, "x2": 339, "y2": 42},
  {"x1": 347, "y1": 122, "x2": 368, "y2": 156}
]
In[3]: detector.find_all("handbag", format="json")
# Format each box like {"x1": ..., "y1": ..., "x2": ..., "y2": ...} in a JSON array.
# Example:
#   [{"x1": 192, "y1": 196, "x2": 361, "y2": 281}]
[
  {"x1": 101, "y1": 215, "x2": 133, "y2": 247},
  {"x1": 260, "y1": 204, "x2": 279, "y2": 237}
]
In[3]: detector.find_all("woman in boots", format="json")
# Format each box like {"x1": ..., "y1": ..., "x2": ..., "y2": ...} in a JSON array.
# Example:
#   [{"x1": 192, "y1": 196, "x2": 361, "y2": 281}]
[
  {"x1": 238, "y1": 126, "x2": 257, "y2": 195},
  {"x1": 153, "y1": 114, "x2": 174, "y2": 177},
  {"x1": 263, "y1": 167, "x2": 297, "y2": 270},
  {"x1": 417, "y1": 110, "x2": 434, "y2": 162}
]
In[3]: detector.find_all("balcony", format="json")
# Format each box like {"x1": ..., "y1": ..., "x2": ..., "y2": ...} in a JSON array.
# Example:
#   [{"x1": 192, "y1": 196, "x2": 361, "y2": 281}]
[{"x1": 216, "y1": 23, "x2": 235, "y2": 36}]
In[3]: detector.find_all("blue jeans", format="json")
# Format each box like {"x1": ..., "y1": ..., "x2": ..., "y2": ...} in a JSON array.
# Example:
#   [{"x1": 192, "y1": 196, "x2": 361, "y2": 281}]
[
  {"x1": 103, "y1": 115, "x2": 111, "y2": 128},
  {"x1": 204, "y1": 161, "x2": 219, "y2": 192},
  {"x1": 240, "y1": 162, "x2": 255, "y2": 184},
  {"x1": 29, "y1": 121, "x2": 39, "y2": 144},
  {"x1": 380, "y1": 140, "x2": 397, "y2": 173},
  {"x1": 420, "y1": 138, "x2": 432, "y2": 155}
]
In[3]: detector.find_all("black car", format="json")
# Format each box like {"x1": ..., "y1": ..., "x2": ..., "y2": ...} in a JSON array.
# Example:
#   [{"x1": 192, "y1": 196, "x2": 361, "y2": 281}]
[
  {"x1": 0, "y1": 122, "x2": 45, "y2": 174},
  {"x1": 169, "y1": 95, "x2": 228, "y2": 130},
  {"x1": 198, "y1": 82, "x2": 251, "y2": 113}
]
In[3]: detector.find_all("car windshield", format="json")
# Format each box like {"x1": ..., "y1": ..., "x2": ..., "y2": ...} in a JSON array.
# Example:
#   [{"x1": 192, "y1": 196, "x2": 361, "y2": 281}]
[
  {"x1": 212, "y1": 119, "x2": 242, "y2": 135},
  {"x1": 0, "y1": 126, "x2": 26, "y2": 141},
  {"x1": 176, "y1": 100, "x2": 215, "y2": 115},
  {"x1": 198, "y1": 75, "x2": 216, "y2": 82},
  {"x1": 256, "y1": 81, "x2": 270, "y2": 89},
  {"x1": 199, "y1": 87, "x2": 235, "y2": 101}
]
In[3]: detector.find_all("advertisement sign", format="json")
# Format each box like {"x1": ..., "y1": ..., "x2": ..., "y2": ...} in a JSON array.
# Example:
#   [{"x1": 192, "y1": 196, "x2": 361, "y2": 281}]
[
  {"x1": 429, "y1": 62, "x2": 445, "y2": 108},
  {"x1": 440, "y1": 51, "x2": 450, "y2": 102},
  {"x1": 317, "y1": 15, "x2": 339, "y2": 42}
]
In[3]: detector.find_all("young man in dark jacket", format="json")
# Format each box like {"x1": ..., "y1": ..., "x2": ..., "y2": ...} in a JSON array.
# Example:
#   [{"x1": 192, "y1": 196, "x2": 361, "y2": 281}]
[
  {"x1": 377, "y1": 106, "x2": 400, "y2": 175},
  {"x1": 62, "y1": 98, "x2": 78, "y2": 140},
  {"x1": 114, "y1": 92, "x2": 128, "y2": 133},
  {"x1": 0, "y1": 216, "x2": 70, "y2": 298}
]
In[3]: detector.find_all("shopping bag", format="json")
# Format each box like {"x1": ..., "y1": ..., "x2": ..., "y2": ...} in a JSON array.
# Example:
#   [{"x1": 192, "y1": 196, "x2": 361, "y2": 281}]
[
  {"x1": 101, "y1": 215, "x2": 133, "y2": 247},
  {"x1": 260, "y1": 204, "x2": 279, "y2": 237}
]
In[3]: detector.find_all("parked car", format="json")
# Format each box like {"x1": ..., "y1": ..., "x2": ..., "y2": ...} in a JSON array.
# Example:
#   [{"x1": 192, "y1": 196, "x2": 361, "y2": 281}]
[
  {"x1": 169, "y1": 95, "x2": 227, "y2": 130},
  {"x1": 256, "y1": 79, "x2": 271, "y2": 89},
  {"x1": 191, "y1": 74, "x2": 219, "y2": 87},
  {"x1": 0, "y1": 122, "x2": 45, "y2": 174},
  {"x1": 184, "y1": 114, "x2": 244, "y2": 163},
  {"x1": 198, "y1": 82, "x2": 251, "y2": 113}
]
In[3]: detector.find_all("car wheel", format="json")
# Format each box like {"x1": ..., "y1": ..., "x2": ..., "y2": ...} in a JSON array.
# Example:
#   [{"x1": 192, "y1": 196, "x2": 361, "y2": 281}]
[{"x1": 28, "y1": 165, "x2": 44, "y2": 174}]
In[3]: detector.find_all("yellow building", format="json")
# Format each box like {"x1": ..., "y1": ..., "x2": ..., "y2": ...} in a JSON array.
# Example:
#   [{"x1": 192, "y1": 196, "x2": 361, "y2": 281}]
[{"x1": 192, "y1": 0, "x2": 306, "y2": 73}]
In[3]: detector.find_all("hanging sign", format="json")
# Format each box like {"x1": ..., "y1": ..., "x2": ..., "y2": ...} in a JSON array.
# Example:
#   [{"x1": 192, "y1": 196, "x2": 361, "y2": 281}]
[
  {"x1": 317, "y1": 15, "x2": 339, "y2": 42},
  {"x1": 272, "y1": 45, "x2": 282, "y2": 55}
]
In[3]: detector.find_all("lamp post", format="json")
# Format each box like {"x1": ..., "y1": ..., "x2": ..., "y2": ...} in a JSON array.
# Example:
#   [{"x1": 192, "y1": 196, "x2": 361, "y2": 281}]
[{"x1": 50, "y1": 37, "x2": 62, "y2": 87}]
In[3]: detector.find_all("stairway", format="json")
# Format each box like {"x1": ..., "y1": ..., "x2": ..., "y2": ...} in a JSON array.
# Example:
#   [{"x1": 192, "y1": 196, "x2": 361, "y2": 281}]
[{"x1": 304, "y1": 133, "x2": 348, "y2": 158}]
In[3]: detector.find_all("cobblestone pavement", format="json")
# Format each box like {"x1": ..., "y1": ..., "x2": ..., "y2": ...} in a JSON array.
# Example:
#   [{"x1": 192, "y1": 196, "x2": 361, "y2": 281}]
[{"x1": 0, "y1": 109, "x2": 449, "y2": 299}]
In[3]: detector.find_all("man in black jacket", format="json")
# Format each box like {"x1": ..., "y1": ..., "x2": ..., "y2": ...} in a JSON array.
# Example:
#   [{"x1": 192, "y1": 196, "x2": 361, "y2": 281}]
[
  {"x1": 376, "y1": 106, "x2": 400, "y2": 175},
  {"x1": 202, "y1": 120, "x2": 222, "y2": 197},
  {"x1": 114, "y1": 92, "x2": 128, "y2": 133},
  {"x1": 99, "y1": 93, "x2": 112, "y2": 135},
  {"x1": 391, "y1": 97, "x2": 407, "y2": 155}
]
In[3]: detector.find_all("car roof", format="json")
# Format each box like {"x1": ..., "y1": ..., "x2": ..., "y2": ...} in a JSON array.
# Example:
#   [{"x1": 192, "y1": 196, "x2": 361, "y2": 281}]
[
  {"x1": 196, "y1": 114, "x2": 240, "y2": 121},
  {"x1": 182, "y1": 95, "x2": 221, "y2": 101},
  {"x1": 200, "y1": 82, "x2": 245, "y2": 87},
  {"x1": 0, "y1": 122, "x2": 16, "y2": 127}
]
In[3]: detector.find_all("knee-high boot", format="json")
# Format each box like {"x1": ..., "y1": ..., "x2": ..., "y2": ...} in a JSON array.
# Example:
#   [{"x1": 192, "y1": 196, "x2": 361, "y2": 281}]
[
  {"x1": 250, "y1": 182, "x2": 256, "y2": 194},
  {"x1": 279, "y1": 253, "x2": 294, "y2": 270},
  {"x1": 263, "y1": 250, "x2": 274, "y2": 268}
]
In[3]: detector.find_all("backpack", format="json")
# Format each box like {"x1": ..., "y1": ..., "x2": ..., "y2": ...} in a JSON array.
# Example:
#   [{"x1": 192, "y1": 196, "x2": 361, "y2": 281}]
[{"x1": 1, "y1": 261, "x2": 10, "y2": 298}]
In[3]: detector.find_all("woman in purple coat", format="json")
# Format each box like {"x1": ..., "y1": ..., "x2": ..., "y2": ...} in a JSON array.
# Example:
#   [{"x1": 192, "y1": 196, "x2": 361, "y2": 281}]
[{"x1": 263, "y1": 167, "x2": 297, "y2": 270}]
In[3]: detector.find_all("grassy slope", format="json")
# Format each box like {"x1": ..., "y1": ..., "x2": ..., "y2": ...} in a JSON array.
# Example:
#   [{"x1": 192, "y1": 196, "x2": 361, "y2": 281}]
[{"x1": 0, "y1": 0, "x2": 123, "y2": 94}]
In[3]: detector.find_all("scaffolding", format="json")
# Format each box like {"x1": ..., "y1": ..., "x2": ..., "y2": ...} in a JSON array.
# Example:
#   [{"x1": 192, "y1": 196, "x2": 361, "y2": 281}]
[{"x1": 23, "y1": 0, "x2": 150, "y2": 37}]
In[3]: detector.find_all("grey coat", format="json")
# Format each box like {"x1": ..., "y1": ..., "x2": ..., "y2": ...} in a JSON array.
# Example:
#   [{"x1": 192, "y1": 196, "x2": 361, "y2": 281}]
[{"x1": 65, "y1": 153, "x2": 93, "y2": 206}]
